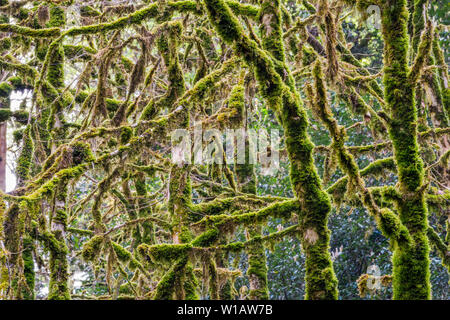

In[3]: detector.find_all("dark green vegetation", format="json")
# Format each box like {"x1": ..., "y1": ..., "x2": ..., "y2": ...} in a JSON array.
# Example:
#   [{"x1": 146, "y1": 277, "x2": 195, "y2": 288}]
[{"x1": 0, "y1": 0, "x2": 448, "y2": 300}]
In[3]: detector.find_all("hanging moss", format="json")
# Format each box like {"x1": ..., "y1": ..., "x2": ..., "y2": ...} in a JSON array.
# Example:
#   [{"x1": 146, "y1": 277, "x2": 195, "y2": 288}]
[
  {"x1": 208, "y1": 257, "x2": 219, "y2": 299},
  {"x1": 1, "y1": 0, "x2": 446, "y2": 302},
  {"x1": 231, "y1": 72, "x2": 269, "y2": 299}
]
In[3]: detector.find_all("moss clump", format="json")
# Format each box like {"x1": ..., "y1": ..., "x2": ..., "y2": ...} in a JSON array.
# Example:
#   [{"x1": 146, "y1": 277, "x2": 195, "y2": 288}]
[
  {"x1": 153, "y1": 256, "x2": 188, "y2": 300},
  {"x1": 48, "y1": 5, "x2": 66, "y2": 28},
  {"x1": 12, "y1": 110, "x2": 29, "y2": 125},
  {"x1": 46, "y1": 44, "x2": 65, "y2": 89},
  {"x1": 8, "y1": 76, "x2": 26, "y2": 90},
  {"x1": 12, "y1": 129, "x2": 24, "y2": 144},
  {"x1": 81, "y1": 235, "x2": 104, "y2": 262},
  {"x1": 137, "y1": 243, "x2": 192, "y2": 265},
  {"x1": 80, "y1": 6, "x2": 101, "y2": 17},
  {"x1": 0, "y1": 82, "x2": 13, "y2": 97},
  {"x1": 71, "y1": 141, "x2": 94, "y2": 165},
  {"x1": 75, "y1": 91, "x2": 89, "y2": 104},
  {"x1": 40, "y1": 229, "x2": 70, "y2": 300},
  {"x1": 119, "y1": 126, "x2": 133, "y2": 144},
  {"x1": 111, "y1": 241, "x2": 132, "y2": 263},
  {"x1": 106, "y1": 98, "x2": 121, "y2": 113},
  {"x1": 191, "y1": 228, "x2": 219, "y2": 247},
  {"x1": 0, "y1": 108, "x2": 11, "y2": 122}
]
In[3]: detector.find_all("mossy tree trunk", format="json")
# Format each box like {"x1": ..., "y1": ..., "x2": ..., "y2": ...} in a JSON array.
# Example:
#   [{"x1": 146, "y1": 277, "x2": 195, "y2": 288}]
[
  {"x1": 47, "y1": 188, "x2": 70, "y2": 300},
  {"x1": 0, "y1": 122, "x2": 5, "y2": 192},
  {"x1": 380, "y1": 0, "x2": 431, "y2": 299}
]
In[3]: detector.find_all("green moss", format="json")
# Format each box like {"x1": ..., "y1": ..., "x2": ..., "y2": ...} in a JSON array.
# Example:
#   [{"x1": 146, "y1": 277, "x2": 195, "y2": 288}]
[
  {"x1": 427, "y1": 227, "x2": 450, "y2": 271},
  {"x1": 153, "y1": 256, "x2": 187, "y2": 300},
  {"x1": 0, "y1": 37, "x2": 11, "y2": 50},
  {"x1": 71, "y1": 141, "x2": 94, "y2": 164},
  {"x1": 411, "y1": 0, "x2": 427, "y2": 52},
  {"x1": 137, "y1": 243, "x2": 192, "y2": 265},
  {"x1": 54, "y1": 210, "x2": 68, "y2": 227},
  {"x1": 111, "y1": 241, "x2": 132, "y2": 263},
  {"x1": 75, "y1": 91, "x2": 89, "y2": 104},
  {"x1": 246, "y1": 230, "x2": 269, "y2": 300},
  {"x1": 258, "y1": 0, "x2": 285, "y2": 63},
  {"x1": 380, "y1": 0, "x2": 431, "y2": 299},
  {"x1": 16, "y1": 125, "x2": 34, "y2": 185},
  {"x1": 105, "y1": 98, "x2": 121, "y2": 113},
  {"x1": 302, "y1": 0, "x2": 316, "y2": 14},
  {"x1": 0, "y1": 82, "x2": 13, "y2": 97},
  {"x1": 12, "y1": 129, "x2": 24, "y2": 143},
  {"x1": 48, "y1": 5, "x2": 66, "y2": 28},
  {"x1": 0, "y1": 108, "x2": 11, "y2": 122},
  {"x1": 80, "y1": 5, "x2": 101, "y2": 17},
  {"x1": 226, "y1": 1, "x2": 259, "y2": 19},
  {"x1": 191, "y1": 228, "x2": 219, "y2": 247},
  {"x1": 184, "y1": 264, "x2": 199, "y2": 300},
  {"x1": 376, "y1": 208, "x2": 412, "y2": 246},
  {"x1": 22, "y1": 236, "x2": 35, "y2": 300},
  {"x1": 81, "y1": 235, "x2": 103, "y2": 262},
  {"x1": 0, "y1": 24, "x2": 61, "y2": 38},
  {"x1": 12, "y1": 110, "x2": 29, "y2": 125},
  {"x1": 8, "y1": 75, "x2": 26, "y2": 90},
  {"x1": 208, "y1": 257, "x2": 219, "y2": 299},
  {"x1": 119, "y1": 126, "x2": 133, "y2": 144},
  {"x1": 46, "y1": 37, "x2": 65, "y2": 89},
  {"x1": 40, "y1": 228, "x2": 70, "y2": 300},
  {"x1": 196, "y1": 200, "x2": 297, "y2": 231}
]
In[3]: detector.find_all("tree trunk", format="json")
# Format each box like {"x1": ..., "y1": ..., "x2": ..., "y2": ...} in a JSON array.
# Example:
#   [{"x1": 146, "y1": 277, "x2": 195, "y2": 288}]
[
  {"x1": 380, "y1": 0, "x2": 431, "y2": 299},
  {"x1": 0, "y1": 122, "x2": 6, "y2": 192}
]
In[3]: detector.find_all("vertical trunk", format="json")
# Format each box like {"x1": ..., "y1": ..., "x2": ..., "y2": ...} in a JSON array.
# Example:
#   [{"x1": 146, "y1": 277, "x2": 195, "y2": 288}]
[
  {"x1": 46, "y1": 4, "x2": 69, "y2": 300},
  {"x1": 47, "y1": 195, "x2": 70, "y2": 300},
  {"x1": 380, "y1": 0, "x2": 431, "y2": 299},
  {"x1": 0, "y1": 122, "x2": 6, "y2": 192}
]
